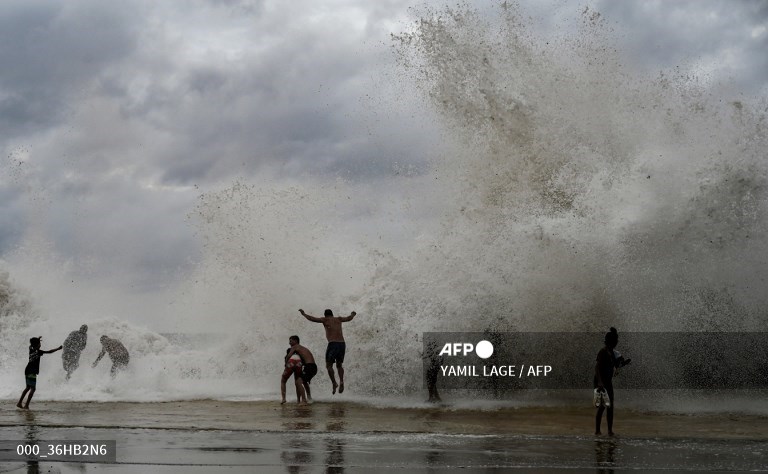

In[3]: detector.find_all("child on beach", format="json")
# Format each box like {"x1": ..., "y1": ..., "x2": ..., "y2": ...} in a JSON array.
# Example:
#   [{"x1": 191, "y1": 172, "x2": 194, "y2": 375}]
[{"x1": 17, "y1": 337, "x2": 62, "y2": 409}]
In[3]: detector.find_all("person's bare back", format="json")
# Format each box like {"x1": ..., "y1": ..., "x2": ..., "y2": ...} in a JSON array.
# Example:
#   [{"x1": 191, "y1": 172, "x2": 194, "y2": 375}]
[
  {"x1": 290, "y1": 344, "x2": 316, "y2": 364},
  {"x1": 321, "y1": 317, "x2": 345, "y2": 342}
]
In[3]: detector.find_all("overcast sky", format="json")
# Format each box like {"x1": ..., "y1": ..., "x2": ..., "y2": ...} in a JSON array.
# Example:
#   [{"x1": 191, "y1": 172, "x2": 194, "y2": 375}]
[{"x1": 0, "y1": 0, "x2": 766, "y2": 324}]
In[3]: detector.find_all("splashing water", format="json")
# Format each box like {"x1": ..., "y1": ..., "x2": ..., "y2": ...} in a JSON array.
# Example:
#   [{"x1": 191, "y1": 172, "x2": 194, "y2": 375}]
[{"x1": 1, "y1": 2, "x2": 767, "y2": 406}]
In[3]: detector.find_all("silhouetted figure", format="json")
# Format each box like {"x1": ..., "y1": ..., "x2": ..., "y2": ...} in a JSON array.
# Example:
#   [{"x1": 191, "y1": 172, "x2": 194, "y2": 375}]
[
  {"x1": 595, "y1": 327, "x2": 619, "y2": 435},
  {"x1": 17, "y1": 337, "x2": 62, "y2": 409},
  {"x1": 92, "y1": 335, "x2": 129, "y2": 377},
  {"x1": 424, "y1": 339, "x2": 443, "y2": 403},
  {"x1": 62, "y1": 324, "x2": 88, "y2": 380}
]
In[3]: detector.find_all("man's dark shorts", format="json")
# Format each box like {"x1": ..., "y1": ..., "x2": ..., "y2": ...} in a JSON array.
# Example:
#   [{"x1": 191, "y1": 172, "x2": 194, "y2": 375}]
[
  {"x1": 325, "y1": 342, "x2": 346, "y2": 364},
  {"x1": 25, "y1": 374, "x2": 37, "y2": 388},
  {"x1": 302, "y1": 363, "x2": 318, "y2": 383}
]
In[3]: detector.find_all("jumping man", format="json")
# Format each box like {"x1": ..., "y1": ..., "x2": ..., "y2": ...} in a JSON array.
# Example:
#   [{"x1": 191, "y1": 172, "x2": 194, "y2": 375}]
[{"x1": 298, "y1": 308, "x2": 356, "y2": 394}]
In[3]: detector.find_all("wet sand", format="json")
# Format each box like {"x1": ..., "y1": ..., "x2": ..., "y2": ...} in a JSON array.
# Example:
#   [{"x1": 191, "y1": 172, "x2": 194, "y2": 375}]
[{"x1": 0, "y1": 400, "x2": 766, "y2": 472}]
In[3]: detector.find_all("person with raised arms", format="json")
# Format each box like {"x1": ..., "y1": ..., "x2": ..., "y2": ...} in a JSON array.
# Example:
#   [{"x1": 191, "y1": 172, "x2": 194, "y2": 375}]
[{"x1": 298, "y1": 308, "x2": 356, "y2": 394}]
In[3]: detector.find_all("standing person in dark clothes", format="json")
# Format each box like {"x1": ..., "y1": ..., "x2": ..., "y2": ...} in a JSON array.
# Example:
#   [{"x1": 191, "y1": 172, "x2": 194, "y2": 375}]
[
  {"x1": 62, "y1": 325, "x2": 88, "y2": 380},
  {"x1": 92, "y1": 336, "x2": 130, "y2": 377},
  {"x1": 299, "y1": 308, "x2": 356, "y2": 394},
  {"x1": 17, "y1": 337, "x2": 62, "y2": 409},
  {"x1": 423, "y1": 339, "x2": 443, "y2": 403},
  {"x1": 595, "y1": 327, "x2": 619, "y2": 436}
]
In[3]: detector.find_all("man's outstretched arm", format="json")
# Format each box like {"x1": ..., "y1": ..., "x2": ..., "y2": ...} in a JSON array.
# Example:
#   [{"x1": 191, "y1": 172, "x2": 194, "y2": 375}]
[
  {"x1": 92, "y1": 348, "x2": 106, "y2": 368},
  {"x1": 42, "y1": 345, "x2": 63, "y2": 354},
  {"x1": 299, "y1": 309, "x2": 323, "y2": 322},
  {"x1": 339, "y1": 311, "x2": 356, "y2": 322}
]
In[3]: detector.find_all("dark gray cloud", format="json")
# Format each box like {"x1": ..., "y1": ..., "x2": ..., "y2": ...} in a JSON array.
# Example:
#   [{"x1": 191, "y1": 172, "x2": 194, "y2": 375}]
[
  {"x1": 0, "y1": 187, "x2": 24, "y2": 253},
  {"x1": 596, "y1": 0, "x2": 768, "y2": 93},
  {"x1": 0, "y1": 0, "x2": 138, "y2": 136}
]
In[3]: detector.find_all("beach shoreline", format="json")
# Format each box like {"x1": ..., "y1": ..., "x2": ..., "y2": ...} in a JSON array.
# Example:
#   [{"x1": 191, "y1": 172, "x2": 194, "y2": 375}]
[
  {"x1": 0, "y1": 400, "x2": 766, "y2": 471},
  {"x1": 1, "y1": 399, "x2": 766, "y2": 440}
]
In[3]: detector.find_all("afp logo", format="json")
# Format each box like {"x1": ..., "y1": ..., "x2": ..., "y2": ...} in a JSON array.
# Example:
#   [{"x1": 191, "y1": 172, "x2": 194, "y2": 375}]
[{"x1": 439, "y1": 340, "x2": 494, "y2": 359}]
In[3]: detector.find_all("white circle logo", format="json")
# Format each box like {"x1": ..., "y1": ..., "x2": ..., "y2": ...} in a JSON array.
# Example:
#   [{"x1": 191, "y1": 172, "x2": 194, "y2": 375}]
[{"x1": 475, "y1": 340, "x2": 494, "y2": 359}]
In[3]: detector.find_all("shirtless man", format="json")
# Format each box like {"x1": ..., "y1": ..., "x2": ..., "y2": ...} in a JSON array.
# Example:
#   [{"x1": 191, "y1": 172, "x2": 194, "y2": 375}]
[
  {"x1": 284, "y1": 335, "x2": 318, "y2": 403},
  {"x1": 299, "y1": 308, "x2": 356, "y2": 394}
]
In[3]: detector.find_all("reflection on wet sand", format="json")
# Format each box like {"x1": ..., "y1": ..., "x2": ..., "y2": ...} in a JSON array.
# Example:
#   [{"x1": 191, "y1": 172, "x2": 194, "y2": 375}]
[
  {"x1": 279, "y1": 403, "x2": 349, "y2": 473},
  {"x1": 325, "y1": 438, "x2": 344, "y2": 474},
  {"x1": 280, "y1": 405, "x2": 315, "y2": 473},
  {"x1": 281, "y1": 437, "x2": 314, "y2": 474},
  {"x1": 594, "y1": 438, "x2": 617, "y2": 474},
  {"x1": 23, "y1": 411, "x2": 40, "y2": 474},
  {"x1": 3, "y1": 401, "x2": 765, "y2": 471},
  {"x1": 325, "y1": 404, "x2": 346, "y2": 473},
  {"x1": 281, "y1": 404, "x2": 315, "y2": 431},
  {"x1": 326, "y1": 403, "x2": 346, "y2": 432},
  {"x1": 425, "y1": 442, "x2": 444, "y2": 468}
]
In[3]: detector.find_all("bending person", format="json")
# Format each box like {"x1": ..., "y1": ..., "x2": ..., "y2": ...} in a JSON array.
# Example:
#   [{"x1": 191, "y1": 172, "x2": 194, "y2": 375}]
[
  {"x1": 285, "y1": 335, "x2": 318, "y2": 403},
  {"x1": 93, "y1": 336, "x2": 130, "y2": 377}
]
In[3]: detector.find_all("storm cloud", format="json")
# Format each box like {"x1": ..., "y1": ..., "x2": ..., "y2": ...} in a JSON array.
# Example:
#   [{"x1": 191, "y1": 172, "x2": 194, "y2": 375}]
[{"x1": 0, "y1": 0, "x2": 765, "y2": 326}]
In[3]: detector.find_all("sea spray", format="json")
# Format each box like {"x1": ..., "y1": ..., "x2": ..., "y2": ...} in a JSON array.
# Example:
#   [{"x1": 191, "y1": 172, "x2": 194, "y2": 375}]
[
  {"x1": 361, "y1": 2, "x2": 768, "y2": 392},
  {"x1": 0, "y1": 2, "x2": 767, "y2": 403}
]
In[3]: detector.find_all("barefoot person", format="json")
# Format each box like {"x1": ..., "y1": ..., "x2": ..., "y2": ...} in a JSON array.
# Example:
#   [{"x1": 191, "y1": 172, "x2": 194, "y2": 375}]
[
  {"x1": 595, "y1": 327, "x2": 619, "y2": 436},
  {"x1": 299, "y1": 309, "x2": 356, "y2": 394},
  {"x1": 285, "y1": 335, "x2": 318, "y2": 403},
  {"x1": 281, "y1": 347, "x2": 305, "y2": 404},
  {"x1": 93, "y1": 336, "x2": 130, "y2": 377},
  {"x1": 17, "y1": 337, "x2": 62, "y2": 409},
  {"x1": 62, "y1": 325, "x2": 88, "y2": 380}
]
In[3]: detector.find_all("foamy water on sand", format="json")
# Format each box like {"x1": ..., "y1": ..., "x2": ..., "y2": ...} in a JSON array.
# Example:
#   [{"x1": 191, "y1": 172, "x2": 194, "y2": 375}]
[{"x1": 0, "y1": 401, "x2": 766, "y2": 472}]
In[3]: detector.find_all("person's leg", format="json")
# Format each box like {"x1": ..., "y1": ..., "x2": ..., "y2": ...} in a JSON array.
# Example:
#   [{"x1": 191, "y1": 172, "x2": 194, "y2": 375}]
[
  {"x1": 303, "y1": 381, "x2": 312, "y2": 402},
  {"x1": 111, "y1": 362, "x2": 128, "y2": 378},
  {"x1": 337, "y1": 362, "x2": 344, "y2": 393},
  {"x1": 427, "y1": 368, "x2": 441, "y2": 402},
  {"x1": 63, "y1": 356, "x2": 72, "y2": 380},
  {"x1": 281, "y1": 373, "x2": 290, "y2": 404},
  {"x1": 23, "y1": 388, "x2": 35, "y2": 408},
  {"x1": 327, "y1": 362, "x2": 338, "y2": 394},
  {"x1": 70, "y1": 355, "x2": 80, "y2": 378},
  {"x1": 294, "y1": 377, "x2": 307, "y2": 403},
  {"x1": 428, "y1": 382, "x2": 441, "y2": 402},
  {"x1": 606, "y1": 387, "x2": 615, "y2": 435},
  {"x1": 325, "y1": 344, "x2": 339, "y2": 394},
  {"x1": 17, "y1": 387, "x2": 30, "y2": 408},
  {"x1": 595, "y1": 405, "x2": 604, "y2": 435}
]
